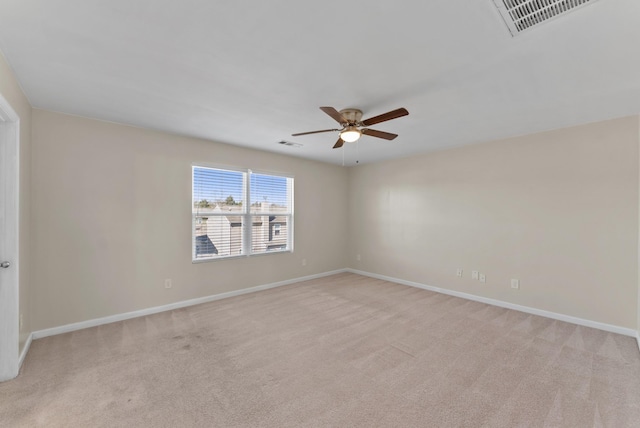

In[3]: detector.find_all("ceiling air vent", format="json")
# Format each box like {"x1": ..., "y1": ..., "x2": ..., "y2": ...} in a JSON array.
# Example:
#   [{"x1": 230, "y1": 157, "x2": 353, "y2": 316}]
[
  {"x1": 278, "y1": 141, "x2": 303, "y2": 148},
  {"x1": 493, "y1": 0, "x2": 600, "y2": 35}
]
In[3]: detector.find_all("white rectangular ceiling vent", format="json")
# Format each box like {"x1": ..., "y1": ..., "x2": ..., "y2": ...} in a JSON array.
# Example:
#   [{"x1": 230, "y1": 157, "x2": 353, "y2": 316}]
[{"x1": 493, "y1": 0, "x2": 600, "y2": 35}]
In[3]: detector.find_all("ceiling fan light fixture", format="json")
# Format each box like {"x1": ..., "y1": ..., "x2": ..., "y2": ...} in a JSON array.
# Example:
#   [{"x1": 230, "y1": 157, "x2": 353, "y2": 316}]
[
  {"x1": 340, "y1": 126, "x2": 361, "y2": 143},
  {"x1": 292, "y1": 106, "x2": 408, "y2": 149}
]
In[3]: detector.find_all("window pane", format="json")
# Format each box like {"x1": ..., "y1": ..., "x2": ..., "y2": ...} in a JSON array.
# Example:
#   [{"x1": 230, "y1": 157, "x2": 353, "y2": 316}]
[
  {"x1": 194, "y1": 215, "x2": 243, "y2": 259},
  {"x1": 251, "y1": 215, "x2": 289, "y2": 254},
  {"x1": 250, "y1": 174, "x2": 290, "y2": 214},
  {"x1": 192, "y1": 167, "x2": 293, "y2": 261},
  {"x1": 193, "y1": 167, "x2": 245, "y2": 213}
]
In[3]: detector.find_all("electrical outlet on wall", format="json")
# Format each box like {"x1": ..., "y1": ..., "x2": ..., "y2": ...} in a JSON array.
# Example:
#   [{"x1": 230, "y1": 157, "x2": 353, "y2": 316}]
[
  {"x1": 472, "y1": 271, "x2": 479, "y2": 280},
  {"x1": 164, "y1": 278, "x2": 172, "y2": 289},
  {"x1": 479, "y1": 273, "x2": 486, "y2": 283},
  {"x1": 511, "y1": 279, "x2": 520, "y2": 289},
  {"x1": 456, "y1": 268, "x2": 463, "y2": 277}
]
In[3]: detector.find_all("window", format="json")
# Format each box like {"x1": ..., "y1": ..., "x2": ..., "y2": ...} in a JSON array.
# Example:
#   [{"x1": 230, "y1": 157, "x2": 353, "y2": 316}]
[{"x1": 192, "y1": 165, "x2": 293, "y2": 261}]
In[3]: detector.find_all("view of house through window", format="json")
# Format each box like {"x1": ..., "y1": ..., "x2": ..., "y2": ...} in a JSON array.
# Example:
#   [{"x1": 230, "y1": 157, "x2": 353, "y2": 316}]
[{"x1": 192, "y1": 166, "x2": 293, "y2": 261}]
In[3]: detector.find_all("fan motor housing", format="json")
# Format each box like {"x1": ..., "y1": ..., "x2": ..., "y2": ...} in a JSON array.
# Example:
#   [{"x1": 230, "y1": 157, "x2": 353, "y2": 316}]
[{"x1": 339, "y1": 109, "x2": 363, "y2": 124}]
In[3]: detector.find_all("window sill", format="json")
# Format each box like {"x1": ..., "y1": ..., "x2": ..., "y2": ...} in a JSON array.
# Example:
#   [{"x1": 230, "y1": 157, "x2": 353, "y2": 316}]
[{"x1": 192, "y1": 249, "x2": 292, "y2": 264}]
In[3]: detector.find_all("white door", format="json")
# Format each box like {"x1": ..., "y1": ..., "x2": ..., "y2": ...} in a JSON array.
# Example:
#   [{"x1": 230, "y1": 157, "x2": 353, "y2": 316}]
[{"x1": 0, "y1": 93, "x2": 19, "y2": 382}]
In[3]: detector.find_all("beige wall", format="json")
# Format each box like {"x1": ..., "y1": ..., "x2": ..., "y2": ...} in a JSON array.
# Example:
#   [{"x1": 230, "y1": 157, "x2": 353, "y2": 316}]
[
  {"x1": 31, "y1": 110, "x2": 348, "y2": 330},
  {"x1": 0, "y1": 53, "x2": 32, "y2": 352},
  {"x1": 22, "y1": 107, "x2": 640, "y2": 337},
  {"x1": 348, "y1": 117, "x2": 640, "y2": 329}
]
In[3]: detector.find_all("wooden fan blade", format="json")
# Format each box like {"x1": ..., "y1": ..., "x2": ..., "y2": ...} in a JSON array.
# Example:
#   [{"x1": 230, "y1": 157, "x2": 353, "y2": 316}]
[
  {"x1": 292, "y1": 129, "x2": 340, "y2": 137},
  {"x1": 361, "y1": 108, "x2": 409, "y2": 126},
  {"x1": 332, "y1": 138, "x2": 344, "y2": 149},
  {"x1": 320, "y1": 106, "x2": 347, "y2": 124},
  {"x1": 361, "y1": 128, "x2": 398, "y2": 140}
]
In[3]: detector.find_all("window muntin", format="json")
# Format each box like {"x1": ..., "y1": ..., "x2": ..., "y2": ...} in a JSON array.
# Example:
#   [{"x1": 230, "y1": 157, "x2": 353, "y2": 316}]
[{"x1": 192, "y1": 166, "x2": 293, "y2": 261}]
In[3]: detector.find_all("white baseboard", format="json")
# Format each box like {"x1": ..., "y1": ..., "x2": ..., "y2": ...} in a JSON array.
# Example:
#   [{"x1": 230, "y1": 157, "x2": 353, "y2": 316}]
[
  {"x1": 18, "y1": 333, "x2": 33, "y2": 369},
  {"x1": 347, "y1": 268, "x2": 638, "y2": 338},
  {"x1": 33, "y1": 269, "x2": 347, "y2": 340},
  {"x1": 26, "y1": 267, "x2": 640, "y2": 351}
]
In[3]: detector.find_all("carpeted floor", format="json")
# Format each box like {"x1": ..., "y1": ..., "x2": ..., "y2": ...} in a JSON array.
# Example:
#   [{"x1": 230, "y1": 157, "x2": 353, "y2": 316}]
[{"x1": 1, "y1": 272, "x2": 639, "y2": 427}]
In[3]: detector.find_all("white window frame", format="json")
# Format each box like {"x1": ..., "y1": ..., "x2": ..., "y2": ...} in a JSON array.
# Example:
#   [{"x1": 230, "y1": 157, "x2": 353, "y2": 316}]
[{"x1": 192, "y1": 164, "x2": 294, "y2": 262}]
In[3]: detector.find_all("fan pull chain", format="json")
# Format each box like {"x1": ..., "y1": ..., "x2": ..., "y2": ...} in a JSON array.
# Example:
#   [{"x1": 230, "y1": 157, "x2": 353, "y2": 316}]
[
  {"x1": 356, "y1": 140, "x2": 359, "y2": 164},
  {"x1": 342, "y1": 145, "x2": 345, "y2": 167}
]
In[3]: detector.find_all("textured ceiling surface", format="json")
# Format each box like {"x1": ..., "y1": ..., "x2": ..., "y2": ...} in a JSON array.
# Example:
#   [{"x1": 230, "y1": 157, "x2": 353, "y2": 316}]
[{"x1": 0, "y1": 0, "x2": 638, "y2": 165}]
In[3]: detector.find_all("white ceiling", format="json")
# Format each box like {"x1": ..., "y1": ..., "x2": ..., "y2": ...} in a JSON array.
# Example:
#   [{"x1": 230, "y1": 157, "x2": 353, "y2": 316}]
[{"x1": 0, "y1": 0, "x2": 638, "y2": 166}]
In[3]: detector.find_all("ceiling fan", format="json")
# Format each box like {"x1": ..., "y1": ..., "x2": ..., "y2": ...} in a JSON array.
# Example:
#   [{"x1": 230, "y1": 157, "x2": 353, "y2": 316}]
[{"x1": 292, "y1": 106, "x2": 409, "y2": 149}]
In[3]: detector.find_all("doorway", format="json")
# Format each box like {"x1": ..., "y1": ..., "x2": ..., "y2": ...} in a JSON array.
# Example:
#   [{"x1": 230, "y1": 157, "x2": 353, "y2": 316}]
[{"x1": 0, "y1": 92, "x2": 19, "y2": 381}]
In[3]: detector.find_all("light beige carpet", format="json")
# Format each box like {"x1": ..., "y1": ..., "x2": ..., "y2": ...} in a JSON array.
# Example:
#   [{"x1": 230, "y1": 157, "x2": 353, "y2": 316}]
[{"x1": 1, "y1": 273, "x2": 639, "y2": 427}]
